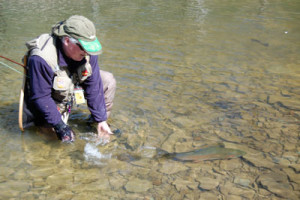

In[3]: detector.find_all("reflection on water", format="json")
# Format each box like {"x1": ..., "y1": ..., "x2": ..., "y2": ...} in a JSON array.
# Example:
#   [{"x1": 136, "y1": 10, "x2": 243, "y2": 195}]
[{"x1": 0, "y1": 0, "x2": 299, "y2": 199}]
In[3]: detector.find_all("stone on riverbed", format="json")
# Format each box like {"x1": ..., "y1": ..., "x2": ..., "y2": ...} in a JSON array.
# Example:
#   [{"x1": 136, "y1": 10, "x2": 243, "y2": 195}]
[
  {"x1": 0, "y1": 180, "x2": 32, "y2": 199},
  {"x1": 219, "y1": 158, "x2": 243, "y2": 171},
  {"x1": 29, "y1": 167, "x2": 54, "y2": 178},
  {"x1": 125, "y1": 178, "x2": 153, "y2": 193},
  {"x1": 159, "y1": 161, "x2": 188, "y2": 175},
  {"x1": 171, "y1": 179, "x2": 199, "y2": 191},
  {"x1": 234, "y1": 177, "x2": 252, "y2": 188},
  {"x1": 242, "y1": 153, "x2": 275, "y2": 169},
  {"x1": 219, "y1": 182, "x2": 255, "y2": 199},
  {"x1": 46, "y1": 172, "x2": 73, "y2": 189},
  {"x1": 197, "y1": 177, "x2": 220, "y2": 191},
  {"x1": 257, "y1": 172, "x2": 297, "y2": 199}
]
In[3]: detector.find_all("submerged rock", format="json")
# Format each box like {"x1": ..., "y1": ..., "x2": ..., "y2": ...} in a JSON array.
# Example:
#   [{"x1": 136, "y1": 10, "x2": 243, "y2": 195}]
[
  {"x1": 219, "y1": 182, "x2": 255, "y2": 199},
  {"x1": 172, "y1": 179, "x2": 199, "y2": 191},
  {"x1": 159, "y1": 161, "x2": 188, "y2": 175},
  {"x1": 257, "y1": 172, "x2": 297, "y2": 199},
  {"x1": 198, "y1": 177, "x2": 220, "y2": 191},
  {"x1": 234, "y1": 177, "x2": 251, "y2": 188},
  {"x1": 125, "y1": 178, "x2": 153, "y2": 193}
]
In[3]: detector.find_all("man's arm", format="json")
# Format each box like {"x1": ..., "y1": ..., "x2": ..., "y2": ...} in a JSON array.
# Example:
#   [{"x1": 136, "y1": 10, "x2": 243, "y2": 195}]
[
  {"x1": 82, "y1": 56, "x2": 112, "y2": 142},
  {"x1": 28, "y1": 55, "x2": 75, "y2": 142},
  {"x1": 82, "y1": 55, "x2": 107, "y2": 122},
  {"x1": 28, "y1": 55, "x2": 62, "y2": 126}
]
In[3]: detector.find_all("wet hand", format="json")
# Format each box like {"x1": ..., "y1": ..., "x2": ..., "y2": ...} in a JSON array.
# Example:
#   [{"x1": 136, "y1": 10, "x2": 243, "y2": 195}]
[
  {"x1": 61, "y1": 131, "x2": 75, "y2": 143},
  {"x1": 97, "y1": 121, "x2": 113, "y2": 145},
  {"x1": 53, "y1": 120, "x2": 75, "y2": 143}
]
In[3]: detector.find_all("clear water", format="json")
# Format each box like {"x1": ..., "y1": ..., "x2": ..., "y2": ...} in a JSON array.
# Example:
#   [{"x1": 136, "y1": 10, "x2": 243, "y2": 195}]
[{"x1": 0, "y1": 0, "x2": 299, "y2": 199}]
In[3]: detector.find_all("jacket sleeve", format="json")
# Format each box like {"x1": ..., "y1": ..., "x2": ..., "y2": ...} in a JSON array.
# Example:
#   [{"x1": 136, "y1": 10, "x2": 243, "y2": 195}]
[
  {"x1": 28, "y1": 55, "x2": 62, "y2": 126},
  {"x1": 82, "y1": 55, "x2": 107, "y2": 122}
]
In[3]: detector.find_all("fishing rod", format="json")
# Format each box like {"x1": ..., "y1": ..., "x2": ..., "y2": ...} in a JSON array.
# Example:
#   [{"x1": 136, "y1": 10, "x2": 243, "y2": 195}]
[
  {"x1": 0, "y1": 55, "x2": 26, "y2": 75},
  {"x1": 0, "y1": 55, "x2": 25, "y2": 67},
  {"x1": 0, "y1": 55, "x2": 28, "y2": 132}
]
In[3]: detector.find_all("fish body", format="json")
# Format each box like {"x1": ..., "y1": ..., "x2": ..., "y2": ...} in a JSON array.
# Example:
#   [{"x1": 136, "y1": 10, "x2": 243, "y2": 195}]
[{"x1": 158, "y1": 144, "x2": 246, "y2": 162}]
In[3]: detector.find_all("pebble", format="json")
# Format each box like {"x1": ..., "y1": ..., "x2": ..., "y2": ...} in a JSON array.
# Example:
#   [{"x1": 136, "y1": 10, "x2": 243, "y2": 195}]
[
  {"x1": 234, "y1": 177, "x2": 251, "y2": 188},
  {"x1": 197, "y1": 177, "x2": 220, "y2": 190}
]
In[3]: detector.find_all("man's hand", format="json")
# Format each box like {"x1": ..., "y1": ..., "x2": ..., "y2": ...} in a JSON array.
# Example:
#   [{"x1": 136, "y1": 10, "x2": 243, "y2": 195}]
[
  {"x1": 53, "y1": 120, "x2": 75, "y2": 142},
  {"x1": 97, "y1": 121, "x2": 113, "y2": 144}
]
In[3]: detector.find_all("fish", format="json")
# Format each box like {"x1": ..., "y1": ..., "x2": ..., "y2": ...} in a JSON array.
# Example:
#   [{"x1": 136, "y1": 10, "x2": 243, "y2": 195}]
[
  {"x1": 156, "y1": 143, "x2": 246, "y2": 162},
  {"x1": 111, "y1": 130, "x2": 246, "y2": 163}
]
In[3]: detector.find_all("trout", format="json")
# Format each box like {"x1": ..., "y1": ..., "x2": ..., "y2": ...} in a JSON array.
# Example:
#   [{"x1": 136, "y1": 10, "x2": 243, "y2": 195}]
[{"x1": 157, "y1": 143, "x2": 246, "y2": 162}]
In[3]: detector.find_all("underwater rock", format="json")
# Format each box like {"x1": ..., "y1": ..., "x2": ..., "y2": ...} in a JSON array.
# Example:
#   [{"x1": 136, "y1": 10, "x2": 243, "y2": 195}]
[
  {"x1": 219, "y1": 159, "x2": 243, "y2": 171},
  {"x1": 242, "y1": 153, "x2": 275, "y2": 169},
  {"x1": 126, "y1": 134, "x2": 143, "y2": 150},
  {"x1": 125, "y1": 178, "x2": 153, "y2": 193},
  {"x1": 233, "y1": 177, "x2": 251, "y2": 188},
  {"x1": 159, "y1": 161, "x2": 188, "y2": 175},
  {"x1": 172, "y1": 179, "x2": 198, "y2": 191},
  {"x1": 198, "y1": 177, "x2": 220, "y2": 191},
  {"x1": 219, "y1": 182, "x2": 255, "y2": 198},
  {"x1": 199, "y1": 192, "x2": 219, "y2": 200},
  {"x1": 257, "y1": 172, "x2": 296, "y2": 199}
]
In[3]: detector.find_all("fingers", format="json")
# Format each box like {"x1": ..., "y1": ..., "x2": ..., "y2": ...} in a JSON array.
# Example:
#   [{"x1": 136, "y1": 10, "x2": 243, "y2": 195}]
[
  {"x1": 96, "y1": 121, "x2": 113, "y2": 145},
  {"x1": 102, "y1": 124, "x2": 113, "y2": 134},
  {"x1": 97, "y1": 131, "x2": 110, "y2": 145}
]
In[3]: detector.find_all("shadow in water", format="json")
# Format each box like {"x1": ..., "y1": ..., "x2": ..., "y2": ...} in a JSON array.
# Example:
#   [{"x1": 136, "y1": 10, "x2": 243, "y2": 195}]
[
  {"x1": 0, "y1": 102, "x2": 98, "y2": 140},
  {"x1": 0, "y1": 102, "x2": 20, "y2": 133},
  {"x1": 0, "y1": 102, "x2": 58, "y2": 144}
]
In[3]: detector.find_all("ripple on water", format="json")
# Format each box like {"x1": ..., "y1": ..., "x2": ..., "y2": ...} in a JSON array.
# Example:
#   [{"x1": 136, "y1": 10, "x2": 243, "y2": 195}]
[{"x1": 83, "y1": 143, "x2": 112, "y2": 166}]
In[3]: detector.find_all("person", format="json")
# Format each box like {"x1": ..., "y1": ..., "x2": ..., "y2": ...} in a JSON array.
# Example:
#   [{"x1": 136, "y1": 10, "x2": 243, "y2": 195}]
[{"x1": 21, "y1": 15, "x2": 116, "y2": 143}]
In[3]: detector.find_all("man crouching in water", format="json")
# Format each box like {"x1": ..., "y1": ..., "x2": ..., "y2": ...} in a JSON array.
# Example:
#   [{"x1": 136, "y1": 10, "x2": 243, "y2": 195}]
[{"x1": 22, "y1": 15, "x2": 116, "y2": 143}]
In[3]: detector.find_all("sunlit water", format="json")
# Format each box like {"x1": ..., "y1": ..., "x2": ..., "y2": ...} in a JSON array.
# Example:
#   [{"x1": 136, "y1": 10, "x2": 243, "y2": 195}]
[{"x1": 0, "y1": 0, "x2": 299, "y2": 199}]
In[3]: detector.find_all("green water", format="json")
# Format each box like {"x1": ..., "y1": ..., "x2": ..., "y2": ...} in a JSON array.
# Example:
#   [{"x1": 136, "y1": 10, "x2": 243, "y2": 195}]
[{"x1": 0, "y1": 0, "x2": 299, "y2": 199}]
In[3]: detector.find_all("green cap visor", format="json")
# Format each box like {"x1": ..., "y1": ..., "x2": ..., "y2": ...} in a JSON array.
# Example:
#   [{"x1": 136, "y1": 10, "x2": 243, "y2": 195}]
[{"x1": 78, "y1": 38, "x2": 102, "y2": 55}]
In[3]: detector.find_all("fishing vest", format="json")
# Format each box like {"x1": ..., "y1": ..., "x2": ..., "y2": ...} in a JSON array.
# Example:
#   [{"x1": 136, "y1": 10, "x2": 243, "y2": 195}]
[{"x1": 24, "y1": 33, "x2": 92, "y2": 114}]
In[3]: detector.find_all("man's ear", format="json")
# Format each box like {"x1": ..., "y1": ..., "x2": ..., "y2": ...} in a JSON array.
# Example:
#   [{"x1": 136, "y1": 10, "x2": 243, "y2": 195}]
[{"x1": 62, "y1": 36, "x2": 70, "y2": 46}]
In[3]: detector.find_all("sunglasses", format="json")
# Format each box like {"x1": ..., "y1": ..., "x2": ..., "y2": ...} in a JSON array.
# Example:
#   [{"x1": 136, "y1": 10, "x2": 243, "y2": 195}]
[{"x1": 76, "y1": 43, "x2": 85, "y2": 51}]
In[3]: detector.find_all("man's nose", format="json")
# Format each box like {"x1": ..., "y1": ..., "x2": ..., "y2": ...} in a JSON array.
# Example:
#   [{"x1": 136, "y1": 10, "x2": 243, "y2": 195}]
[{"x1": 82, "y1": 50, "x2": 88, "y2": 56}]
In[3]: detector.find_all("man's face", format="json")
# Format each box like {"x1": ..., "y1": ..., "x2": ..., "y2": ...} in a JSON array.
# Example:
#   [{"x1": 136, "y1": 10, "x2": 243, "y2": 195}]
[{"x1": 62, "y1": 37, "x2": 87, "y2": 61}]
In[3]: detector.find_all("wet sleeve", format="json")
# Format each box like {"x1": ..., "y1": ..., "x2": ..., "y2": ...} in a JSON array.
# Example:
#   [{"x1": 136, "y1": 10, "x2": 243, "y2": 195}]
[
  {"x1": 82, "y1": 55, "x2": 107, "y2": 122},
  {"x1": 28, "y1": 55, "x2": 62, "y2": 126}
]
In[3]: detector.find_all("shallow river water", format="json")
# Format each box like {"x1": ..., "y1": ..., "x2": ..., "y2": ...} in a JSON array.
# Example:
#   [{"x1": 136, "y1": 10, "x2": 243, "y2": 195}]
[{"x1": 0, "y1": 0, "x2": 299, "y2": 199}]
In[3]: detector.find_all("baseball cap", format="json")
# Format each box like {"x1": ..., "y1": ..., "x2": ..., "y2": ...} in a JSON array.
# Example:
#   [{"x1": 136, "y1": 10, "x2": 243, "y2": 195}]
[{"x1": 52, "y1": 15, "x2": 102, "y2": 55}]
